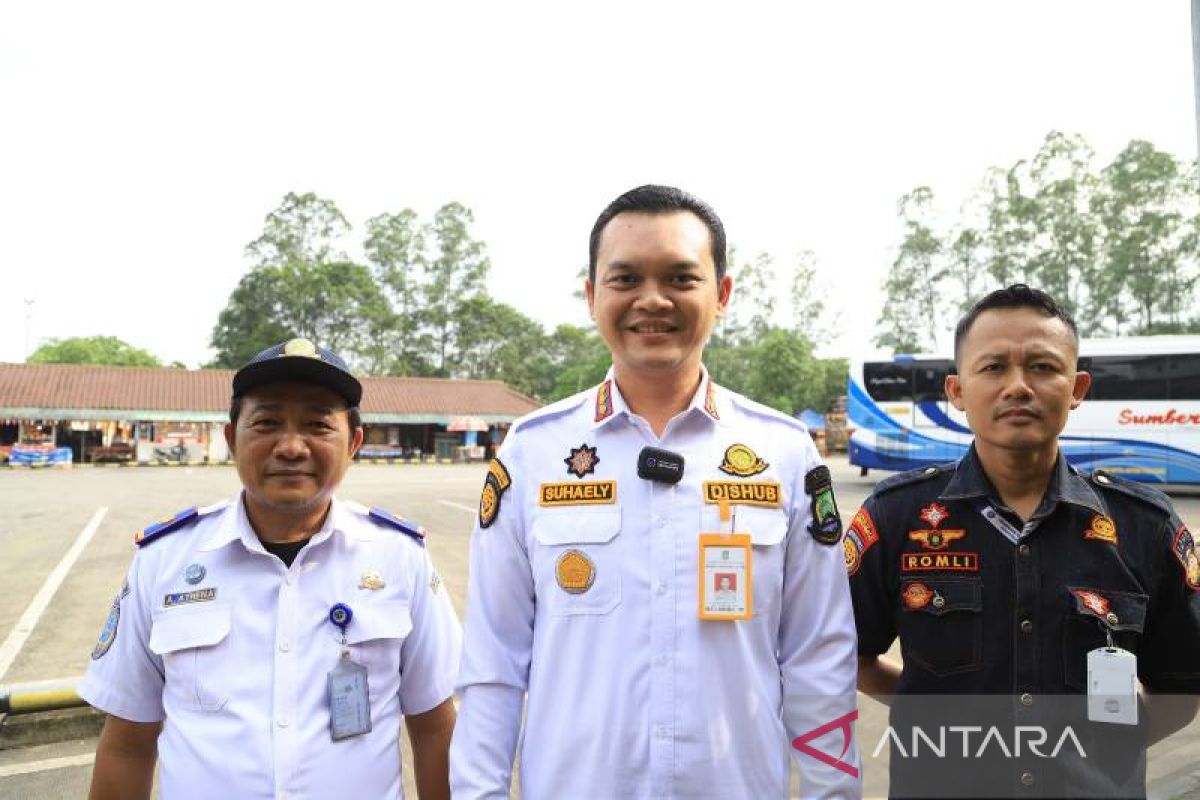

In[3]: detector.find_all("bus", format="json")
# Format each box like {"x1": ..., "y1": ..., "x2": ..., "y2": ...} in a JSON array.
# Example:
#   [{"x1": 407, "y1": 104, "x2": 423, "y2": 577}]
[{"x1": 847, "y1": 335, "x2": 1200, "y2": 484}]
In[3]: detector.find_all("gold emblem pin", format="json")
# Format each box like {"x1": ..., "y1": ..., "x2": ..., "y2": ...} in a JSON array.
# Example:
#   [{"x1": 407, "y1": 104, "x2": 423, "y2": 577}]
[
  {"x1": 1084, "y1": 514, "x2": 1118, "y2": 545},
  {"x1": 282, "y1": 338, "x2": 320, "y2": 358},
  {"x1": 555, "y1": 549, "x2": 596, "y2": 594},
  {"x1": 359, "y1": 571, "x2": 386, "y2": 590},
  {"x1": 719, "y1": 443, "x2": 768, "y2": 477}
]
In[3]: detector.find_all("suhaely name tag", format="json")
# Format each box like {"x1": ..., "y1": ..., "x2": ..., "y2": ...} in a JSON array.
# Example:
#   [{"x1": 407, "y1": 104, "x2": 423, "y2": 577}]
[
  {"x1": 163, "y1": 588, "x2": 217, "y2": 607},
  {"x1": 703, "y1": 481, "x2": 781, "y2": 507},
  {"x1": 539, "y1": 480, "x2": 617, "y2": 506}
]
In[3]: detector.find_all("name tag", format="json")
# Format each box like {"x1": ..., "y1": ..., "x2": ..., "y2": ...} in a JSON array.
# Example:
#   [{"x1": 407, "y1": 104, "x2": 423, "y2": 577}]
[
  {"x1": 1087, "y1": 647, "x2": 1138, "y2": 725},
  {"x1": 328, "y1": 656, "x2": 372, "y2": 740},
  {"x1": 698, "y1": 533, "x2": 752, "y2": 621}
]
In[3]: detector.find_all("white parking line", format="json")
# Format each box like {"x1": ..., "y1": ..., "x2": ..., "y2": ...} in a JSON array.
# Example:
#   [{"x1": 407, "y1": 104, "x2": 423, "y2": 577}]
[
  {"x1": 0, "y1": 506, "x2": 109, "y2": 681},
  {"x1": 0, "y1": 753, "x2": 94, "y2": 777},
  {"x1": 438, "y1": 500, "x2": 476, "y2": 514}
]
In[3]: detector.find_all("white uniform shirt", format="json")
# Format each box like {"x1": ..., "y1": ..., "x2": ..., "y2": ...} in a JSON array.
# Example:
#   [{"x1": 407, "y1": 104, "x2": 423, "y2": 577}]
[
  {"x1": 452, "y1": 370, "x2": 861, "y2": 799},
  {"x1": 79, "y1": 495, "x2": 461, "y2": 800}
]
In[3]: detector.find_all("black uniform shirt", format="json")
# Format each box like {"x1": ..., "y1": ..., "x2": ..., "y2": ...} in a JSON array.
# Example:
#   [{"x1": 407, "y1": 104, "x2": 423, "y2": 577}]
[{"x1": 847, "y1": 446, "x2": 1200, "y2": 798}]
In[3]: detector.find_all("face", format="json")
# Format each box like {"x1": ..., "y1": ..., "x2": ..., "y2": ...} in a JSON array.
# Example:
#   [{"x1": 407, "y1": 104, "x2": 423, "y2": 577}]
[
  {"x1": 224, "y1": 382, "x2": 363, "y2": 515},
  {"x1": 586, "y1": 211, "x2": 732, "y2": 380},
  {"x1": 946, "y1": 307, "x2": 1091, "y2": 457}
]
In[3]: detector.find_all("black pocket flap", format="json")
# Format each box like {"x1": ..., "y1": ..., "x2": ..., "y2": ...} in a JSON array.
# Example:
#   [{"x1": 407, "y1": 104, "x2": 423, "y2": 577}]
[
  {"x1": 902, "y1": 578, "x2": 982, "y2": 616},
  {"x1": 1066, "y1": 586, "x2": 1146, "y2": 632}
]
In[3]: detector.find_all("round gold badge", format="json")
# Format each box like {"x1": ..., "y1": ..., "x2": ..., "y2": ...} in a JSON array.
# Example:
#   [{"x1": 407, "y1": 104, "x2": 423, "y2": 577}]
[
  {"x1": 555, "y1": 549, "x2": 596, "y2": 594},
  {"x1": 283, "y1": 338, "x2": 319, "y2": 358},
  {"x1": 719, "y1": 443, "x2": 768, "y2": 477},
  {"x1": 479, "y1": 480, "x2": 499, "y2": 528},
  {"x1": 843, "y1": 537, "x2": 860, "y2": 576},
  {"x1": 1092, "y1": 515, "x2": 1116, "y2": 539}
]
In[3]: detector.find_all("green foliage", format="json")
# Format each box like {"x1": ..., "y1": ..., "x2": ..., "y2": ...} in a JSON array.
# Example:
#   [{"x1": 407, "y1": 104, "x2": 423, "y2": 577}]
[
  {"x1": 877, "y1": 133, "x2": 1200, "y2": 350},
  {"x1": 29, "y1": 335, "x2": 161, "y2": 367}
]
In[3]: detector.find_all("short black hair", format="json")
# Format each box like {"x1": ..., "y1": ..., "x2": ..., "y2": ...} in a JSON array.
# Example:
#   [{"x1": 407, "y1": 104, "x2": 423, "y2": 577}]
[
  {"x1": 588, "y1": 184, "x2": 727, "y2": 284},
  {"x1": 954, "y1": 284, "x2": 1079, "y2": 365},
  {"x1": 229, "y1": 396, "x2": 362, "y2": 433}
]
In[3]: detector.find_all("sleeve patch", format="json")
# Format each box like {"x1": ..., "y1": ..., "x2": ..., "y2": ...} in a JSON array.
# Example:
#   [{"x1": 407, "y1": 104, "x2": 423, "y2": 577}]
[
  {"x1": 1172, "y1": 525, "x2": 1200, "y2": 591},
  {"x1": 844, "y1": 508, "x2": 880, "y2": 576},
  {"x1": 805, "y1": 465, "x2": 842, "y2": 546},
  {"x1": 479, "y1": 458, "x2": 512, "y2": 529}
]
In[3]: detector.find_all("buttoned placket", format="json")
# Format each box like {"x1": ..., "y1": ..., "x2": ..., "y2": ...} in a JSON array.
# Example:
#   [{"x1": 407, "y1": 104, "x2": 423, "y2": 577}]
[
  {"x1": 270, "y1": 547, "x2": 300, "y2": 799},
  {"x1": 648, "y1": 474, "x2": 678, "y2": 799}
]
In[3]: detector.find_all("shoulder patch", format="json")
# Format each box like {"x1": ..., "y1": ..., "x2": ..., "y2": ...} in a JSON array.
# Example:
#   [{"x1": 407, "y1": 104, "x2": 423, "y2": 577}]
[
  {"x1": 511, "y1": 390, "x2": 589, "y2": 434},
  {"x1": 1089, "y1": 470, "x2": 1175, "y2": 518},
  {"x1": 805, "y1": 465, "x2": 842, "y2": 545},
  {"x1": 479, "y1": 458, "x2": 512, "y2": 528},
  {"x1": 367, "y1": 508, "x2": 427, "y2": 546},
  {"x1": 135, "y1": 507, "x2": 202, "y2": 547},
  {"x1": 872, "y1": 463, "x2": 953, "y2": 498}
]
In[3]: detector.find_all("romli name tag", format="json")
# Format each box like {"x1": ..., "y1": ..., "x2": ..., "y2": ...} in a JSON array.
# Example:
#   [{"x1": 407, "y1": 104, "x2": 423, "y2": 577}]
[
  {"x1": 699, "y1": 533, "x2": 752, "y2": 620},
  {"x1": 1087, "y1": 647, "x2": 1138, "y2": 725}
]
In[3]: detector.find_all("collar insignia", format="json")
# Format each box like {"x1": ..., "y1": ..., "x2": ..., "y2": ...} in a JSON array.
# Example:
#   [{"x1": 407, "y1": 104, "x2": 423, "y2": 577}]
[
  {"x1": 594, "y1": 380, "x2": 613, "y2": 423},
  {"x1": 565, "y1": 443, "x2": 600, "y2": 478},
  {"x1": 1084, "y1": 514, "x2": 1118, "y2": 545},
  {"x1": 703, "y1": 380, "x2": 720, "y2": 420}
]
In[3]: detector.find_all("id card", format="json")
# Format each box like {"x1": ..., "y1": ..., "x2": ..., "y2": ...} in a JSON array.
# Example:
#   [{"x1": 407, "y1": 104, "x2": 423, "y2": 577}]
[
  {"x1": 698, "y1": 533, "x2": 752, "y2": 620},
  {"x1": 328, "y1": 655, "x2": 372, "y2": 740},
  {"x1": 1087, "y1": 646, "x2": 1138, "y2": 725}
]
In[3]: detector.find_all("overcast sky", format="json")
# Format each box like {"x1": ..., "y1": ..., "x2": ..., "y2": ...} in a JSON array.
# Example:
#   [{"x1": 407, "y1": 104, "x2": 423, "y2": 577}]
[{"x1": 1, "y1": 1, "x2": 1195, "y2": 368}]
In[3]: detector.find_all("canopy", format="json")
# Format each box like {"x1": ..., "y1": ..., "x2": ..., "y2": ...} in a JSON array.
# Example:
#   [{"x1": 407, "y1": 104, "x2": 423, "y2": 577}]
[{"x1": 447, "y1": 416, "x2": 489, "y2": 432}]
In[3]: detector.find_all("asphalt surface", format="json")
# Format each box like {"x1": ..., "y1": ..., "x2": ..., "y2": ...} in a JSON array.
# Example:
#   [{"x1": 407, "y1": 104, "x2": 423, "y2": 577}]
[{"x1": 1, "y1": 457, "x2": 1198, "y2": 798}]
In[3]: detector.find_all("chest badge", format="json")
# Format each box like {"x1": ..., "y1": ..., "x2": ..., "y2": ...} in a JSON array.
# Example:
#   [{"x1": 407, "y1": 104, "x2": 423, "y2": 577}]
[
  {"x1": 1084, "y1": 514, "x2": 1118, "y2": 545},
  {"x1": 902, "y1": 582, "x2": 933, "y2": 610},
  {"x1": 564, "y1": 443, "x2": 599, "y2": 478},
  {"x1": 555, "y1": 549, "x2": 596, "y2": 594},
  {"x1": 719, "y1": 444, "x2": 768, "y2": 477},
  {"x1": 919, "y1": 503, "x2": 950, "y2": 529},
  {"x1": 184, "y1": 563, "x2": 206, "y2": 585},
  {"x1": 908, "y1": 529, "x2": 966, "y2": 551},
  {"x1": 1071, "y1": 589, "x2": 1110, "y2": 618},
  {"x1": 358, "y1": 571, "x2": 386, "y2": 590}
]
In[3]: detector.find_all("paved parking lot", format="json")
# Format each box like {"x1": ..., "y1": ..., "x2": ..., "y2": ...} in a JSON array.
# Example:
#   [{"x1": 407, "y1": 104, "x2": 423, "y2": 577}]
[{"x1": 1, "y1": 457, "x2": 1198, "y2": 798}]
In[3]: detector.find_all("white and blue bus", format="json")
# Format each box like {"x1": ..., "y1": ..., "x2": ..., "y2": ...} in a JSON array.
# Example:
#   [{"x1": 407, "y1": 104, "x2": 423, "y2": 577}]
[{"x1": 848, "y1": 335, "x2": 1200, "y2": 484}]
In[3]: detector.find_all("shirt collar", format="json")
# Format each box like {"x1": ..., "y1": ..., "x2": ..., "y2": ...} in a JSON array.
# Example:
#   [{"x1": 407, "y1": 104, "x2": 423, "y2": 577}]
[
  {"x1": 940, "y1": 445, "x2": 1105, "y2": 517},
  {"x1": 590, "y1": 365, "x2": 724, "y2": 430},
  {"x1": 199, "y1": 493, "x2": 348, "y2": 552}
]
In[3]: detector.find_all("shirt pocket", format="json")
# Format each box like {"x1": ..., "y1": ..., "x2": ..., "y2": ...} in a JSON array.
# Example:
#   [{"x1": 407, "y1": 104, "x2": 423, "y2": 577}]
[
  {"x1": 531, "y1": 508, "x2": 622, "y2": 617},
  {"x1": 1062, "y1": 587, "x2": 1147, "y2": 691},
  {"x1": 714, "y1": 506, "x2": 787, "y2": 617},
  {"x1": 899, "y1": 578, "x2": 983, "y2": 677},
  {"x1": 340, "y1": 601, "x2": 413, "y2": 690},
  {"x1": 149, "y1": 603, "x2": 232, "y2": 712}
]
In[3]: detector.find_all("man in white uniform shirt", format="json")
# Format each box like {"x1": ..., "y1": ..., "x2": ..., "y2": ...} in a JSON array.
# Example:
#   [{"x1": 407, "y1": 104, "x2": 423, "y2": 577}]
[
  {"x1": 80, "y1": 338, "x2": 461, "y2": 800},
  {"x1": 451, "y1": 185, "x2": 861, "y2": 799}
]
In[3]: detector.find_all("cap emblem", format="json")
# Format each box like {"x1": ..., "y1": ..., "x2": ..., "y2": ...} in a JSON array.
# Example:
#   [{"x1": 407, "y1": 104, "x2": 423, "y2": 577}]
[{"x1": 282, "y1": 338, "x2": 320, "y2": 358}]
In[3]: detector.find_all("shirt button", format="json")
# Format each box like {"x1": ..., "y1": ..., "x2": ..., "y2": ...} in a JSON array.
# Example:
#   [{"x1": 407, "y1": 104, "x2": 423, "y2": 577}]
[
  {"x1": 655, "y1": 517, "x2": 668, "y2": 528},
  {"x1": 279, "y1": 640, "x2": 290, "y2": 653},
  {"x1": 655, "y1": 654, "x2": 668, "y2": 666},
  {"x1": 1020, "y1": 619, "x2": 1033, "y2": 634},
  {"x1": 1021, "y1": 771, "x2": 1035, "y2": 787},
  {"x1": 277, "y1": 716, "x2": 289, "y2": 728},
  {"x1": 1106, "y1": 612, "x2": 1119, "y2": 626},
  {"x1": 1020, "y1": 693, "x2": 1033, "y2": 707},
  {"x1": 1018, "y1": 544, "x2": 1031, "y2": 557},
  {"x1": 931, "y1": 595, "x2": 946, "y2": 609},
  {"x1": 655, "y1": 725, "x2": 670, "y2": 740},
  {"x1": 284, "y1": 574, "x2": 294, "y2": 586},
  {"x1": 655, "y1": 583, "x2": 667, "y2": 596}
]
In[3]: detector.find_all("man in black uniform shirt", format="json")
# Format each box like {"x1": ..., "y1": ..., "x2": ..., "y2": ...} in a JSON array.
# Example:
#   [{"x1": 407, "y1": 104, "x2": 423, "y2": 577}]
[{"x1": 849, "y1": 285, "x2": 1200, "y2": 798}]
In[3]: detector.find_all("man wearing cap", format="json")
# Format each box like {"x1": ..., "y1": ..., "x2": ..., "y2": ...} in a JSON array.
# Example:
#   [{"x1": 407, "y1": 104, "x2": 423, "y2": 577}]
[
  {"x1": 80, "y1": 338, "x2": 461, "y2": 800},
  {"x1": 451, "y1": 186, "x2": 860, "y2": 798}
]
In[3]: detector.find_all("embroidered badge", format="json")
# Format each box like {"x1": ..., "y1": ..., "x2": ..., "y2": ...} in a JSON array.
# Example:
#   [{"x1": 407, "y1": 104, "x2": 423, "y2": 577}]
[
  {"x1": 539, "y1": 481, "x2": 617, "y2": 506},
  {"x1": 184, "y1": 563, "x2": 206, "y2": 585},
  {"x1": 479, "y1": 458, "x2": 512, "y2": 529},
  {"x1": 844, "y1": 508, "x2": 880, "y2": 576},
  {"x1": 703, "y1": 481, "x2": 781, "y2": 508},
  {"x1": 556, "y1": 549, "x2": 596, "y2": 594},
  {"x1": 594, "y1": 380, "x2": 614, "y2": 423},
  {"x1": 908, "y1": 529, "x2": 967, "y2": 551},
  {"x1": 163, "y1": 588, "x2": 217, "y2": 608},
  {"x1": 1083, "y1": 514, "x2": 1118, "y2": 545},
  {"x1": 564, "y1": 443, "x2": 600, "y2": 478},
  {"x1": 901, "y1": 552, "x2": 979, "y2": 572},
  {"x1": 1071, "y1": 589, "x2": 1110, "y2": 618},
  {"x1": 359, "y1": 571, "x2": 386, "y2": 590},
  {"x1": 719, "y1": 444, "x2": 768, "y2": 477},
  {"x1": 902, "y1": 582, "x2": 934, "y2": 610},
  {"x1": 919, "y1": 503, "x2": 950, "y2": 529},
  {"x1": 1172, "y1": 525, "x2": 1200, "y2": 591},
  {"x1": 91, "y1": 593, "x2": 122, "y2": 660},
  {"x1": 804, "y1": 465, "x2": 842, "y2": 545},
  {"x1": 703, "y1": 380, "x2": 720, "y2": 420}
]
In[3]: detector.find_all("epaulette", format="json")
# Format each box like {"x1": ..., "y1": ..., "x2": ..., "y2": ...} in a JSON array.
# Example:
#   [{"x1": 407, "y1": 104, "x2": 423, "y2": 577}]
[
  {"x1": 872, "y1": 463, "x2": 955, "y2": 497},
  {"x1": 1089, "y1": 470, "x2": 1175, "y2": 518},
  {"x1": 367, "y1": 507, "x2": 427, "y2": 546},
  {"x1": 511, "y1": 390, "x2": 589, "y2": 434},
  {"x1": 134, "y1": 501, "x2": 226, "y2": 547},
  {"x1": 728, "y1": 393, "x2": 809, "y2": 433}
]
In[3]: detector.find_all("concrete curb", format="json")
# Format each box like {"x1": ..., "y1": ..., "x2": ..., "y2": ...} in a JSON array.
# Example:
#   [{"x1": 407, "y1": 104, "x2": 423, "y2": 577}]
[{"x1": 0, "y1": 707, "x2": 105, "y2": 751}]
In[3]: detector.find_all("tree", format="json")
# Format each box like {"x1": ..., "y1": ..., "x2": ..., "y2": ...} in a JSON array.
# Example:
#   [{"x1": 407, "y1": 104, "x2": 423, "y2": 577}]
[
  {"x1": 28, "y1": 336, "x2": 161, "y2": 367},
  {"x1": 875, "y1": 187, "x2": 944, "y2": 353},
  {"x1": 451, "y1": 295, "x2": 550, "y2": 397},
  {"x1": 245, "y1": 192, "x2": 350, "y2": 268},
  {"x1": 363, "y1": 209, "x2": 429, "y2": 375},
  {"x1": 543, "y1": 324, "x2": 611, "y2": 401},
  {"x1": 423, "y1": 202, "x2": 491, "y2": 374}
]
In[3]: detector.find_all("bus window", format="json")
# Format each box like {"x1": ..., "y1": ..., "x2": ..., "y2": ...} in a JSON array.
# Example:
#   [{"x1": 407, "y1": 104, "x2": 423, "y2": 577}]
[
  {"x1": 1169, "y1": 354, "x2": 1200, "y2": 400},
  {"x1": 913, "y1": 360, "x2": 953, "y2": 403},
  {"x1": 1086, "y1": 355, "x2": 1169, "y2": 401},
  {"x1": 863, "y1": 362, "x2": 912, "y2": 402}
]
